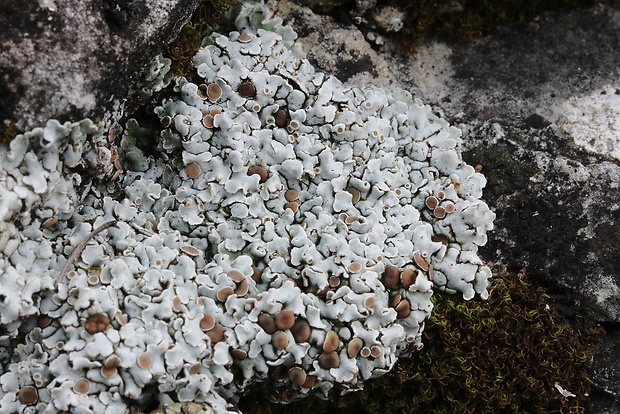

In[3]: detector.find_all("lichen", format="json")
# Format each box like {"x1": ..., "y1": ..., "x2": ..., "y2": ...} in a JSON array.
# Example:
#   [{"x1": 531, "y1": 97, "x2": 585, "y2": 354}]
[
  {"x1": 239, "y1": 270, "x2": 603, "y2": 414},
  {"x1": 0, "y1": 1, "x2": 496, "y2": 412}
]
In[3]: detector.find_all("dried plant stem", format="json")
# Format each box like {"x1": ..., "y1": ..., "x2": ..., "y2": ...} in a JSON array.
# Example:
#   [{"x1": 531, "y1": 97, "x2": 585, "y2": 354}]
[
  {"x1": 130, "y1": 222, "x2": 155, "y2": 237},
  {"x1": 54, "y1": 220, "x2": 118, "y2": 287}
]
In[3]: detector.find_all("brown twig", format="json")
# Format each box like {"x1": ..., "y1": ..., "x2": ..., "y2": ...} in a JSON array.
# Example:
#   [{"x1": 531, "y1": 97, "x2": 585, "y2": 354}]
[{"x1": 54, "y1": 220, "x2": 118, "y2": 287}]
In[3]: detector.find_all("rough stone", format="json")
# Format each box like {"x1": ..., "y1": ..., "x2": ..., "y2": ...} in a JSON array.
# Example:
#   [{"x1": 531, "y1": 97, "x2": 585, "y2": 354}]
[
  {"x1": 0, "y1": 0, "x2": 202, "y2": 132},
  {"x1": 269, "y1": 0, "x2": 396, "y2": 87},
  {"x1": 590, "y1": 330, "x2": 620, "y2": 413},
  {"x1": 282, "y1": 0, "x2": 620, "y2": 411}
]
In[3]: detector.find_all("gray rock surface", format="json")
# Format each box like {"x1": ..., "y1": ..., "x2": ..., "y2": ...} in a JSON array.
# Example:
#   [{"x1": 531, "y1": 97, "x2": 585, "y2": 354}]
[
  {"x1": 0, "y1": 0, "x2": 201, "y2": 132},
  {"x1": 276, "y1": 0, "x2": 620, "y2": 411}
]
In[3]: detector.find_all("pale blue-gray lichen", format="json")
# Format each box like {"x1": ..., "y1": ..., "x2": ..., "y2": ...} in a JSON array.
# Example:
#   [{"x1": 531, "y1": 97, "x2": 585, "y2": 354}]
[{"x1": 0, "y1": 2, "x2": 494, "y2": 412}]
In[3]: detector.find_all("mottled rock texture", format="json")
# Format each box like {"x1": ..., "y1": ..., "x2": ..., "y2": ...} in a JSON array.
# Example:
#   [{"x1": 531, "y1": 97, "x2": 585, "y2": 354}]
[
  {"x1": 0, "y1": 0, "x2": 201, "y2": 132},
  {"x1": 281, "y1": 0, "x2": 620, "y2": 412}
]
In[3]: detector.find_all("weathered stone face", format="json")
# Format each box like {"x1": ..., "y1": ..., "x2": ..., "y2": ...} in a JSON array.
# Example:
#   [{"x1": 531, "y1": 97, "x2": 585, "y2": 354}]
[
  {"x1": 463, "y1": 125, "x2": 620, "y2": 320},
  {"x1": 0, "y1": 0, "x2": 201, "y2": 132}
]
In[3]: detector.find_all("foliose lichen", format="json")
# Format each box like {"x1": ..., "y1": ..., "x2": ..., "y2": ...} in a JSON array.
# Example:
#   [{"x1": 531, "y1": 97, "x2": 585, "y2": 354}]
[
  {"x1": 0, "y1": 1, "x2": 494, "y2": 412},
  {"x1": 239, "y1": 271, "x2": 602, "y2": 414}
]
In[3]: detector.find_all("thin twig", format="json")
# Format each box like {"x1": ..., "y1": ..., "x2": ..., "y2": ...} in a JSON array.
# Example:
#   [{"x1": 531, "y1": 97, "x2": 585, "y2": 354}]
[
  {"x1": 54, "y1": 220, "x2": 118, "y2": 287},
  {"x1": 130, "y1": 222, "x2": 155, "y2": 237}
]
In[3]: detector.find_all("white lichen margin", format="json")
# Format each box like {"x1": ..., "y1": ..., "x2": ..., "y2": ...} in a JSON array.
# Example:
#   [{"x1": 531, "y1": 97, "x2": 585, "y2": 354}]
[{"x1": 0, "y1": 1, "x2": 495, "y2": 412}]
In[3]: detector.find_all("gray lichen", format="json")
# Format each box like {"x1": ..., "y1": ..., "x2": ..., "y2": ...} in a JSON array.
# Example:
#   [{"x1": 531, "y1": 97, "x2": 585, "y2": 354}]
[{"x1": 0, "y1": 2, "x2": 494, "y2": 412}]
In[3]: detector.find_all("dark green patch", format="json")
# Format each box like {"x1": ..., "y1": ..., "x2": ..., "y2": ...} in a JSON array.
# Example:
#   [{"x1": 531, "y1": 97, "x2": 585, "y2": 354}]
[
  {"x1": 164, "y1": 0, "x2": 237, "y2": 77},
  {"x1": 0, "y1": 120, "x2": 17, "y2": 144},
  {"x1": 165, "y1": 21, "x2": 205, "y2": 77},
  {"x1": 382, "y1": 0, "x2": 598, "y2": 51},
  {"x1": 239, "y1": 271, "x2": 603, "y2": 414}
]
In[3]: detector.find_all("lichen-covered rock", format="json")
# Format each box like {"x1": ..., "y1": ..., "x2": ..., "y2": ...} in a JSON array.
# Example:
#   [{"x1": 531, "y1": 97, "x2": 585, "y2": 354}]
[
  {"x1": 276, "y1": 0, "x2": 620, "y2": 399},
  {"x1": 0, "y1": 1, "x2": 494, "y2": 412},
  {"x1": 0, "y1": 0, "x2": 202, "y2": 132}
]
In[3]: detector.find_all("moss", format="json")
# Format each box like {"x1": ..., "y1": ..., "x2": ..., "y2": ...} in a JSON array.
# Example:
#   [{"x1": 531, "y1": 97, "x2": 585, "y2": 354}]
[
  {"x1": 379, "y1": 0, "x2": 599, "y2": 51},
  {"x1": 0, "y1": 120, "x2": 18, "y2": 144},
  {"x1": 163, "y1": 0, "x2": 237, "y2": 77},
  {"x1": 196, "y1": 0, "x2": 238, "y2": 27},
  {"x1": 165, "y1": 21, "x2": 204, "y2": 77},
  {"x1": 238, "y1": 270, "x2": 603, "y2": 414}
]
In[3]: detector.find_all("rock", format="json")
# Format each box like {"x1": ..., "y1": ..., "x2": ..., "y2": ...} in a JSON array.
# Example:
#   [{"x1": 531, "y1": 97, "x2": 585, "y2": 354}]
[
  {"x1": 462, "y1": 123, "x2": 620, "y2": 322},
  {"x1": 0, "y1": 0, "x2": 202, "y2": 132},
  {"x1": 281, "y1": 0, "x2": 620, "y2": 411},
  {"x1": 591, "y1": 332, "x2": 620, "y2": 413},
  {"x1": 268, "y1": 0, "x2": 397, "y2": 87},
  {"x1": 429, "y1": 4, "x2": 620, "y2": 321}
]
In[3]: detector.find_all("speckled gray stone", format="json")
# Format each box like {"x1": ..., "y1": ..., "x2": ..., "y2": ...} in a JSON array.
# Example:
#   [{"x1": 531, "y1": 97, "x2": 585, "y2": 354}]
[{"x1": 0, "y1": 0, "x2": 201, "y2": 131}]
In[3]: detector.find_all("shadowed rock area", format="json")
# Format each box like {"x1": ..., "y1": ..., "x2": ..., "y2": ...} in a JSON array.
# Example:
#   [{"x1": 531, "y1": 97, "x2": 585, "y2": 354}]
[{"x1": 0, "y1": 0, "x2": 201, "y2": 132}]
